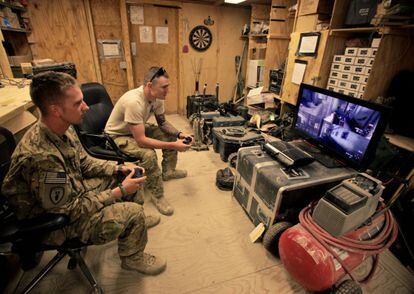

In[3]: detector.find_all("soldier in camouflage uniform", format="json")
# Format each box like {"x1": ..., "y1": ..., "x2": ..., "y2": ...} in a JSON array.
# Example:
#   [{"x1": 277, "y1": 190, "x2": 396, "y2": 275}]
[
  {"x1": 1, "y1": 72, "x2": 166, "y2": 275},
  {"x1": 105, "y1": 67, "x2": 191, "y2": 216}
]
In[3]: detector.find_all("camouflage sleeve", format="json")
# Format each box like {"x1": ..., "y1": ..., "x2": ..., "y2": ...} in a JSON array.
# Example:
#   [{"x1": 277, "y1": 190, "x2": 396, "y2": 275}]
[
  {"x1": 27, "y1": 157, "x2": 113, "y2": 220},
  {"x1": 69, "y1": 127, "x2": 117, "y2": 177},
  {"x1": 155, "y1": 113, "x2": 180, "y2": 137}
]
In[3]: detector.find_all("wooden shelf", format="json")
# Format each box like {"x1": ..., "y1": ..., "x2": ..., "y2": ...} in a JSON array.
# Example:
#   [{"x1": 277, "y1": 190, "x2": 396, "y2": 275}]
[
  {"x1": 0, "y1": 1, "x2": 26, "y2": 11},
  {"x1": 330, "y1": 25, "x2": 414, "y2": 36},
  {"x1": 268, "y1": 34, "x2": 290, "y2": 40},
  {"x1": 1, "y1": 26, "x2": 29, "y2": 33},
  {"x1": 330, "y1": 27, "x2": 380, "y2": 35},
  {"x1": 249, "y1": 34, "x2": 268, "y2": 38}
]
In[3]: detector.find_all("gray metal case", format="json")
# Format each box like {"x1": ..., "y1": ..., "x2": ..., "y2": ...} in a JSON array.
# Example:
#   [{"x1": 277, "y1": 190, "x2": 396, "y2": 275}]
[{"x1": 233, "y1": 145, "x2": 356, "y2": 227}]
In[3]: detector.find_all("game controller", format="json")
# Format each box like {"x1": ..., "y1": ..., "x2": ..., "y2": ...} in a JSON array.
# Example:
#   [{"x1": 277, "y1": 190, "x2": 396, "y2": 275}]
[
  {"x1": 183, "y1": 136, "x2": 193, "y2": 145},
  {"x1": 132, "y1": 168, "x2": 143, "y2": 178}
]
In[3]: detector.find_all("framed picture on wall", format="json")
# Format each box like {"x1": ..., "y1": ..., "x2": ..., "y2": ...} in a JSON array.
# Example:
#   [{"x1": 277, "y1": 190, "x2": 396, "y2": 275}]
[{"x1": 296, "y1": 32, "x2": 321, "y2": 57}]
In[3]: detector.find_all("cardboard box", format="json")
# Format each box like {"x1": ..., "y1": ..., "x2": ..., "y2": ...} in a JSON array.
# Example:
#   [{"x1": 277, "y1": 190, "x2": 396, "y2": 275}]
[
  {"x1": 371, "y1": 38, "x2": 381, "y2": 48},
  {"x1": 346, "y1": 90, "x2": 357, "y2": 98},
  {"x1": 345, "y1": 47, "x2": 358, "y2": 56},
  {"x1": 330, "y1": 71, "x2": 341, "y2": 79},
  {"x1": 298, "y1": 0, "x2": 333, "y2": 16},
  {"x1": 340, "y1": 72, "x2": 352, "y2": 81},
  {"x1": 350, "y1": 74, "x2": 363, "y2": 83},
  {"x1": 354, "y1": 57, "x2": 369, "y2": 66},
  {"x1": 327, "y1": 85, "x2": 336, "y2": 92},
  {"x1": 357, "y1": 48, "x2": 372, "y2": 57},
  {"x1": 352, "y1": 66, "x2": 365, "y2": 74},
  {"x1": 367, "y1": 58, "x2": 375, "y2": 67},
  {"x1": 342, "y1": 64, "x2": 353, "y2": 72},
  {"x1": 360, "y1": 84, "x2": 366, "y2": 93},
  {"x1": 360, "y1": 76, "x2": 369, "y2": 85},
  {"x1": 331, "y1": 63, "x2": 343, "y2": 72},
  {"x1": 337, "y1": 88, "x2": 346, "y2": 95},
  {"x1": 333, "y1": 55, "x2": 346, "y2": 64},
  {"x1": 348, "y1": 82, "x2": 360, "y2": 92},
  {"x1": 338, "y1": 80, "x2": 349, "y2": 89},
  {"x1": 328, "y1": 78, "x2": 339, "y2": 87},
  {"x1": 343, "y1": 56, "x2": 356, "y2": 65}
]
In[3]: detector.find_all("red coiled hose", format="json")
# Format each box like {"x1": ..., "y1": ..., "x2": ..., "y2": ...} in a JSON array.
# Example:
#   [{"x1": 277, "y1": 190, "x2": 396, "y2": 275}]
[{"x1": 299, "y1": 204, "x2": 399, "y2": 284}]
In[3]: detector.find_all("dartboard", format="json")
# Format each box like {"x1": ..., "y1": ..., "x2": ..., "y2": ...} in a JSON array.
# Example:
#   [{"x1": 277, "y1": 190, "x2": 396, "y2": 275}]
[{"x1": 189, "y1": 25, "x2": 212, "y2": 52}]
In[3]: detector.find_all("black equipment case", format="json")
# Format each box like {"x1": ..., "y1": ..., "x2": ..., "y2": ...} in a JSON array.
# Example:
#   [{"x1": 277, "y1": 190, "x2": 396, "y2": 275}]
[
  {"x1": 212, "y1": 127, "x2": 264, "y2": 162},
  {"x1": 233, "y1": 144, "x2": 355, "y2": 227},
  {"x1": 186, "y1": 95, "x2": 218, "y2": 118},
  {"x1": 212, "y1": 115, "x2": 245, "y2": 128}
]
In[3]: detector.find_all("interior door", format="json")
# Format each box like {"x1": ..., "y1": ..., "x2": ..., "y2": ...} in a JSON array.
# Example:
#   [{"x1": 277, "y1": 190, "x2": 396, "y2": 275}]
[{"x1": 129, "y1": 4, "x2": 179, "y2": 114}]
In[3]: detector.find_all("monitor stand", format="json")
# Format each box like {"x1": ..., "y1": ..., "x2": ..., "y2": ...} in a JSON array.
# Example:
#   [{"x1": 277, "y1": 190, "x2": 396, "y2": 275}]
[{"x1": 293, "y1": 140, "x2": 346, "y2": 169}]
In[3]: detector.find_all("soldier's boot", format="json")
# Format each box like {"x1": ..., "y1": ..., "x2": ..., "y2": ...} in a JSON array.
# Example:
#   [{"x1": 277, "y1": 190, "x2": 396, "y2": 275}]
[
  {"x1": 152, "y1": 197, "x2": 174, "y2": 216},
  {"x1": 145, "y1": 214, "x2": 160, "y2": 229},
  {"x1": 133, "y1": 191, "x2": 145, "y2": 205},
  {"x1": 121, "y1": 252, "x2": 166, "y2": 275},
  {"x1": 162, "y1": 169, "x2": 188, "y2": 181}
]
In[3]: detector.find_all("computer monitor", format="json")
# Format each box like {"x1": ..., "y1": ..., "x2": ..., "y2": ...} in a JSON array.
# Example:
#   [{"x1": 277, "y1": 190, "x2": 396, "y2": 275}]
[{"x1": 293, "y1": 84, "x2": 389, "y2": 169}]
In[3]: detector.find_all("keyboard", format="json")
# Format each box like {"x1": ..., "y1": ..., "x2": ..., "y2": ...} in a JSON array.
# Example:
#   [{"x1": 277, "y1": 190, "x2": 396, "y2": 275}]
[
  {"x1": 263, "y1": 141, "x2": 315, "y2": 167},
  {"x1": 294, "y1": 141, "x2": 345, "y2": 168}
]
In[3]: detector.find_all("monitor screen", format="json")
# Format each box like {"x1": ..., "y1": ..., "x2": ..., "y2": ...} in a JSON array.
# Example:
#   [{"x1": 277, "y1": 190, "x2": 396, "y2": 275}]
[{"x1": 294, "y1": 84, "x2": 389, "y2": 168}]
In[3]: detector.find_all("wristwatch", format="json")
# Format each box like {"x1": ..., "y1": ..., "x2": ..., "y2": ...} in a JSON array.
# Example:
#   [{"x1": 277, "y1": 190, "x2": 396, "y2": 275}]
[{"x1": 118, "y1": 183, "x2": 128, "y2": 198}]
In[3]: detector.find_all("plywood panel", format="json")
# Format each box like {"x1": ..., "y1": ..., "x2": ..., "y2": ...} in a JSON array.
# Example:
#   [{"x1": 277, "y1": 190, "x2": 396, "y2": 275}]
[
  {"x1": 27, "y1": 0, "x2": 98, "y2": 83},
  {"x1": 216, "y1": 6, "x2": 251, "y2": 102},
  {"x1": 178, "y1": 2, "x2": 249, "y2": 114},
  {"x1": 364, "y1": 33, "x2": 414, "y2": 101},
  {"x1": 90, "y1": 0, "x2": 128, "y2": 102},
  {"x1": 281, "y1": 30, "x2": 329, "y2": 105},
  {"x1": 129, "y1": 3, "x2": 179, "y2": 114}
]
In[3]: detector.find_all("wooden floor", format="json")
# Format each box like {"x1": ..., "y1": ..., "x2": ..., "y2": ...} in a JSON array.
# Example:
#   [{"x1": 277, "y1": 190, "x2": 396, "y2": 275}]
[{"x1": 10, "y1": 115, "x2": 414, "y2": 294}]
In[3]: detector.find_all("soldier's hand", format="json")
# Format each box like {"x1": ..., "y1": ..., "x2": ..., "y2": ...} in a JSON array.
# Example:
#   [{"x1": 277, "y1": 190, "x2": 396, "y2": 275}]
[
  {"x1": 122, "y1": 169, "x2": 147, "y2": 195},
  {"x1": 121, "y1": 164, "x2": 145, "y2": 175},
  {"x1": 173, "y1": 140, "x2": 191, "y2": 152}
]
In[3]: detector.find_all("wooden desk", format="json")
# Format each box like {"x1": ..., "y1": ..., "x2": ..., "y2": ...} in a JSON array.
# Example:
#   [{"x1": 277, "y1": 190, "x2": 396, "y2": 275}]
[{"x1": 0, "y1": 80, "x2": 37, "y2": 134}]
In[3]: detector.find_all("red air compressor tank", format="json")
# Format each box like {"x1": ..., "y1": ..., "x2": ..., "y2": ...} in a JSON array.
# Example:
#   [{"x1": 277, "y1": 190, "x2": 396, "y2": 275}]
[{"x1": 279, "y1": 215, "x2": 385, "y2": 292}]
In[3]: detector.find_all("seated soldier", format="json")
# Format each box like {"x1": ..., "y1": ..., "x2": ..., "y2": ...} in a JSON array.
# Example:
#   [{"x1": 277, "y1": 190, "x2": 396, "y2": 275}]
[
  {"x1": 1, "y1": 72, "x2": 166, "y2": 275},
  {"x1": 105, "y1": 66, "x2": 191, "y2": 216}
]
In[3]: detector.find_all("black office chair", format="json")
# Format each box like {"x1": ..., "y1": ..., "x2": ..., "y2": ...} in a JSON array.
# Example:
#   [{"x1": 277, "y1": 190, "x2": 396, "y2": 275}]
[
  {"x1": 0, "y1": 127, "x2": 103, "y2": 293},
  {"x1": 75, "y1": 82, "x2": 137, "y2": 163}
]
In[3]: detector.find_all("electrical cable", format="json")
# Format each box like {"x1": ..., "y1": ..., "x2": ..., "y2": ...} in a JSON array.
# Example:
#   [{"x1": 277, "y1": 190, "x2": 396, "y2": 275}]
[{"x1": 299, "y1": 203, "x2": 398, "y2": 284}]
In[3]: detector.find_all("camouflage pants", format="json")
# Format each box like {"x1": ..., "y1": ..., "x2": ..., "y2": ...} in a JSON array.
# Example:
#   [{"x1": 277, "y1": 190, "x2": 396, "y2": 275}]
[
  {"x1": 113, "y1": 124, "x2": 178, "y2": 199},
  {"x1": 65, "y1": 176, "x2": 147, "y2": 257}
]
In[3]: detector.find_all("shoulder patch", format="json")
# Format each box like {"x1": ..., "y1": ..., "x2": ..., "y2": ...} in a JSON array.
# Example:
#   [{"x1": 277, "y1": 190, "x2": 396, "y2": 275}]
[{"x1": 45, "y1": 172, "x2": 67, "y2": 184}]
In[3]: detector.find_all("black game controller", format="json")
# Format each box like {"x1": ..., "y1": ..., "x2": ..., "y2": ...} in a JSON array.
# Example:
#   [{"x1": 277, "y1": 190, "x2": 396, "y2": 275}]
[
  {"x1": 183, "y1": 136, "x2": 193, "y2": 145},
  {"x1": 132, "y1": 168, "x2": 143, "y2": 178}
]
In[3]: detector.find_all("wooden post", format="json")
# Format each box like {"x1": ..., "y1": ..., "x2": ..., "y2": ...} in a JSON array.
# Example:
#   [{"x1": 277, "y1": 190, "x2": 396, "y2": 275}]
[
  {"x1": 0, "y1": 30, "x2": 13, "y2": 78},
  {"x1": 120, "y1": 0, "x2": 135, "y2": 89},
  {"x1": 84, "y1": 0, "x2": 103, "y2": 83}
]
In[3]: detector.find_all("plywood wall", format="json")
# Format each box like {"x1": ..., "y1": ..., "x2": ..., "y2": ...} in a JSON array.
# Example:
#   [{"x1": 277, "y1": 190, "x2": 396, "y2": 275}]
[
  {"x1": 24, "y1": 0, "x2": 250, "y2": 110},
  {"x1": 89, "y1": 0, "x2": 129, "y2": 103},
  {"x1": 178, "y1": 2, "x2": 250, "y2": 113},
  {"x1": 26, "y1": 0, "x2": 98, "y2": 83}
]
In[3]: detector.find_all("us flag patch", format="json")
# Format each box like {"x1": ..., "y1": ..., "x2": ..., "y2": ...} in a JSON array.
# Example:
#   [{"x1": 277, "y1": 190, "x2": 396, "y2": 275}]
[{"x1": 45, "y1": 172, "x2": 67, "y2": 184}]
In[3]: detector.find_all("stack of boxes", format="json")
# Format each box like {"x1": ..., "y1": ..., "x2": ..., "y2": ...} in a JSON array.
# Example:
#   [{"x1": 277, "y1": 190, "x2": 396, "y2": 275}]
[{"x1": 327, "y1": 38, "x2": 380, "y2": 98}]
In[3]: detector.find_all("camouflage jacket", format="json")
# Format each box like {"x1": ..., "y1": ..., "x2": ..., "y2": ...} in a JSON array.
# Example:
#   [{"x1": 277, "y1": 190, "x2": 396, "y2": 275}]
[{"x1": 2, "y1": 121, "x2": 117, "y2": 221}]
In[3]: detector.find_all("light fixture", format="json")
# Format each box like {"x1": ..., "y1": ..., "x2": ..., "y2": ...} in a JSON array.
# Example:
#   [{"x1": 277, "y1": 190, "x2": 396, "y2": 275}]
[{"x1": 224, "y1": 0, "x2": 245, "y2": 4}]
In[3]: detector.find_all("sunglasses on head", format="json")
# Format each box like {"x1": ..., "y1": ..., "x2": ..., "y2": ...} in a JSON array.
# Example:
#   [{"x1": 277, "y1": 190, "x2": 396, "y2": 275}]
[{"x1": 150, "y1": 67, "x2": 167, "y2": 82}]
